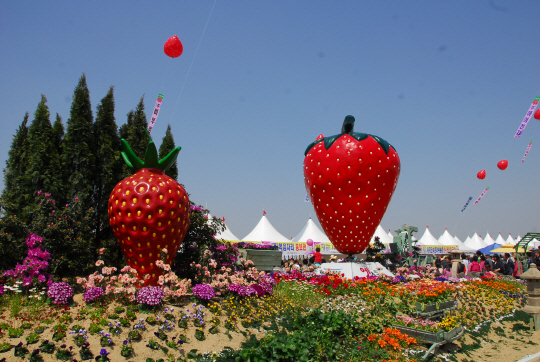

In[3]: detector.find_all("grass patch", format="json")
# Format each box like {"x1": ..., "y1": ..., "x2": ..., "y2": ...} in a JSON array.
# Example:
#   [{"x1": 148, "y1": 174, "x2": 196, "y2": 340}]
[{"x1": 273, "y1": 280, "x2": 323, "y2": 309}]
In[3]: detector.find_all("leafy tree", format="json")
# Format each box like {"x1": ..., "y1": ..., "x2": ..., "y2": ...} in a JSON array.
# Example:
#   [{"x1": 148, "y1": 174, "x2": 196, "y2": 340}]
[
  {"x1": 24, "y1": 95, "x2": 63, "y2": 213},
  {"x1": 63, "y1": 74, "x2": 94, "y2": 209},
  {"x1": 0, "y1": 199, "x2": 29, "y2": 270},
  {"x1": 158, "y1": 124, "x2": 178, "y2": 180},
  {"x1": 173, "y1": 204, "x2": 225, "y2": 280},
  {"x1": 2, "y1": 112, "x2": 30, "y2": 215},
  {"x1": 92, "y1": 86, "x2": 124, "y2": 262}
]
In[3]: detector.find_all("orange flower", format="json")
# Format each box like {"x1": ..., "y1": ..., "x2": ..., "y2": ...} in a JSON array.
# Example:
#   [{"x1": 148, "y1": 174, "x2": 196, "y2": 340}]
[
  {"x1": 378, "y1": 339, "x2": 387, "y2": 348},
  {"x1": 367, "y1": 334, "x2": 377, "y2": 341}
]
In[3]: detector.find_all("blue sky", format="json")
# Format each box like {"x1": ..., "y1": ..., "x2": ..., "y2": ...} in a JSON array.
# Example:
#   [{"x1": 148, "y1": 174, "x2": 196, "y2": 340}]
[{"x1": 1, "y1": 1, "x2": 540, "y2": 242}]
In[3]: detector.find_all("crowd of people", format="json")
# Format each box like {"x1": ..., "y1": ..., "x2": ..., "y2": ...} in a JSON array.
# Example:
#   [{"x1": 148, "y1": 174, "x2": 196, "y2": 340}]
[{"x1": 434, "y1": 250, "x2": 540, "y2": 278}]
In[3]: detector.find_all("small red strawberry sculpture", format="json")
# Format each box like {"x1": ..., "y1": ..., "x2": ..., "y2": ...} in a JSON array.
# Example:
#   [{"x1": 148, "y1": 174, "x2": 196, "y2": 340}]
[
  {"x1": 303, "y1": 116, "x2": 400, "y2": 255},
  {"x1": 108, "y1": 131, "x2": 190, "y2": 285}
]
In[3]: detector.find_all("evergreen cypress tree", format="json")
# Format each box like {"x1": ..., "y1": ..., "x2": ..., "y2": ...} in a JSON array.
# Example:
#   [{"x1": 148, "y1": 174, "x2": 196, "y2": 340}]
[
  {"x1": 52, "y1": 113, "x2": 64, "y2": 154},
  {"x1": 125, "y1": 96, "x2": 148, "y2": 158},
  {"x1": 2, "y1": 112, "x2": 30, "y2": 214},
  {"x1": 92, "y1": 86, "x2": 122, "y2": 245},
  {"x1": 158, "y1": 124, "x2": 178, "y2": 180},
  {"x1": 63, "y1": 74, "x2": 94, "y2": 209},
  {"x1": 120, "y1": 97, "x2": 148, "y2": 179},
  {"x1": 24, "y1": 95, "x2": 62, "y2": 211}
]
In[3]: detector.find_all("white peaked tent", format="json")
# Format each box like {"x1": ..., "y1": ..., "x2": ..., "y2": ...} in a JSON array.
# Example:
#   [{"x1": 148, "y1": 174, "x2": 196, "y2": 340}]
[
  {"x1": 463, "y1": 236, "x2": 471, "y2": 246},
  {"x1": 215, "y1": 223, "x2": 240, "y2": 241},
  {"x1": 438, "y1": 228, "x2": 458, "y2": 246},
  {"x1": 417, "y1": 226, "x2": 443, "y2": 246},
  {"x1": 454, "y1": 235, "x2": 463, "y2": 245},
  {"x1": 483, "y1": 233, "x2": 496, "y2": 246},
  {"x1": 507, "y1": 234, "x2": 516, "y2": 245},
  {"x1": 291, "y1": 218, "x2": 331, "y2": 244},
  {"x1": 242, "y1": 215, "x2": 289, "y2": 242},
  {"x1": 465, "y1": 233, "x2": 487, "y2": 251},
  {"x1": 370, "y1": 225, "x2": 393, "y2": 244},
  {"x1": 516, "y1": 235, "x2": 523, "y2": 244},
  {"x1": 388, "y1": 229, "x2": 394, "y2": 239},
  {"x1": 494, "y1": 233, "x2": 506, "y2": 246}
]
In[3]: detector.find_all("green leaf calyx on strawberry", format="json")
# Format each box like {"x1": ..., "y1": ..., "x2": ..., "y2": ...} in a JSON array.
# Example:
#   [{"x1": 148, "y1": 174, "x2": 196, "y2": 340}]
[
  {"x1": 121, "y1": 128, "x2": 182, "y2": 172},
  {"x1": 304, "y1": 115, "x2": 395, "y2": 156}
]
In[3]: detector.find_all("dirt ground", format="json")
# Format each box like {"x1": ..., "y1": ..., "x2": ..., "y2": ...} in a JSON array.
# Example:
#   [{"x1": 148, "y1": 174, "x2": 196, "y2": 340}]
[
  {"x1": 0, "y1": 293, "x2": 266, "y2": 361},
  {"x1": 430, "y1": 318, "x2": 540, "y2": 362}
]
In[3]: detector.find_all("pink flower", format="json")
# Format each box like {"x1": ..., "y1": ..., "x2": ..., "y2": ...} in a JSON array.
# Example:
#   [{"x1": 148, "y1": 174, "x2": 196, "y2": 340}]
[
  {"x1": 99, "y1": 248, "x2": 105, "y2": 255},
  {"x1": 161, "y1": 248, "x2": 168, "y2": 254},
  {"x1": 95, "y1": 260, "x2": 104, "y2": 267}
]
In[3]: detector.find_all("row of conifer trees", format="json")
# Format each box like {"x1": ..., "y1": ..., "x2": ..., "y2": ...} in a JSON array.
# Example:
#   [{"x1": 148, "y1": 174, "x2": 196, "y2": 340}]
[{"x1": 2, "y1": 74, "x2": 179, "y2": 246}]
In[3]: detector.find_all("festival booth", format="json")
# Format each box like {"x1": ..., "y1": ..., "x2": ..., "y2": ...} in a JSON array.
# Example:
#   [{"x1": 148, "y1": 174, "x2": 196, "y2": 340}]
[{"x1": 417, "y1": 226, "x2": 457, "y2": 254}]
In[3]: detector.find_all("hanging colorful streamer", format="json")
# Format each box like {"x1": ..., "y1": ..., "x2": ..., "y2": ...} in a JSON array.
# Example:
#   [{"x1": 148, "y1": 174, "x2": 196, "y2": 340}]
[
  {"x1": 474, "y1": 187, "x2": 489, "y2": 205},
  {"x1": 147, "y1": 94, "x2": 164, "y2": 134},
  {"x1": 460, "y1": 196, "x2": 473, "y2": 213},
  {"x1": 514, "y1": 97, "x2": 540, "y2": 138},
  {"x1": 521, "y1": 141, "x2": 533, "y2": 163}
]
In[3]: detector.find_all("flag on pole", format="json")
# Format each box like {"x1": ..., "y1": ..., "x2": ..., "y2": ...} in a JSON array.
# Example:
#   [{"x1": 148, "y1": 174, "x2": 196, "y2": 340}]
[
  {"x1": 522, "y1": 141, "x2": 533, "y2": 163},
  {"x1": 514, "y1": 97, "x2": 540, "y2": 137},
  {"x1": 263, "y1": 210, "x2": 266, "y2": 215},
  {"x1": 147, "y1": 94, "x2": 164, "y2": 134}
]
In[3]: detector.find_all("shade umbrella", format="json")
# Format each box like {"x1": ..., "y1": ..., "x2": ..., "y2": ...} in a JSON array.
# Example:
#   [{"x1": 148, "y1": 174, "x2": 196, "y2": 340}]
[{"x1": 490, "y1": 243, "x2": 526, "y2": 253}]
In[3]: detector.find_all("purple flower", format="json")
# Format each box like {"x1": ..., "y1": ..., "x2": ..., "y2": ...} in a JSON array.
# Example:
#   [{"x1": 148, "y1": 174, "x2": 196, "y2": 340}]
[
  {"x1": 237, "y1": 286, "x2": 257, "y2": 297},
  {"x1": 47, "y1": 282, "x2": 74, "y2": 305},
  {"x1": 250, "y1": 284, "x2": 265, "y2": 296},
  {"x1": 0, "y1": 285, "x2": 4, "y2": 295},
  {"x1": 258, "y1": 280, "x2": 274, "y2": 295},
  {"x1": 83, "y1": 287, "x2": 104, "y2": 303},
  {"x1": 227, "y1": 283, "x2": 241, "y2": 293},
  {"x1": 192, "y1": 284, "x2": 215, "y2": 300},
  {"x1": 136, "y1": 286, "x2": 164, "y2": 306}
]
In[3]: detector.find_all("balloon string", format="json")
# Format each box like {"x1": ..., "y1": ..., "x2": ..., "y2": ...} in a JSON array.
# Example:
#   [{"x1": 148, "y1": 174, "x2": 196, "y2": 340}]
[{"x1": 168, "y1": 0, "x2": 217, "y2": 123}]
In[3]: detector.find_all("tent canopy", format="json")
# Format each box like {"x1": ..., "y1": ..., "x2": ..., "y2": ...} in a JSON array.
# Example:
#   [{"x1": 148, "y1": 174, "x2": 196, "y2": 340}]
[
  {"x1": 291, "y1": 218, "x2": 331, "y2": 244},
  {"x1": 371, "y1": 225, "x2": 394, "y2": 244},
  {"x1": 438, "y1": 229, "x2": 458, "y2": 246},
  {"x1": 242, "y1": 215, "x2": 290, "y2": 242},
  {"x1": 215, "y1": 222, "x2": 239, "y2": 241},
  {"x1": 417, "y1": 226, "x2": 442, "y2": 246},
  {"x1": 465, "y1": 233, "x2": 488, "y2": 251}
]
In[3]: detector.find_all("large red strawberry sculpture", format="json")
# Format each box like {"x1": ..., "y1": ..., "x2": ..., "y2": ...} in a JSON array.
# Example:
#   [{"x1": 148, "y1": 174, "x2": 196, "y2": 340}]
[
  {"x1": 303, "y1": 116, "x2": 400, "y2": 255},
  {"x1": 108, "y1": 132, "x2": 190, "y2": 285}
]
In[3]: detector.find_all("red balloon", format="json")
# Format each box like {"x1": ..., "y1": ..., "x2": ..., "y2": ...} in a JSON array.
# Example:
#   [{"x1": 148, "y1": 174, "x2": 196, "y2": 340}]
[
  {"x1": 535, "y1": 108, "x2": 540, "y2": 120},
  {"x1": 477, "y1": 169, "x2": 486, "y2": 179},
  {"x1": 164, "y1": 35, "x2": 183, "y2": 58},
  {"x1": 497, "y1": 160, "x2": 508, "y2": 170}
]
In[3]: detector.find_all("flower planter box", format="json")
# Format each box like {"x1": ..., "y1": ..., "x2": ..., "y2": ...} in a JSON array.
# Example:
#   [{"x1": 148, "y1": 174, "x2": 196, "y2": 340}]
[
  {"x1": 238, "y1": 249, "x2": 282, "y2": 272},
  {"x1": 392, "y1": 325, "x2": 463, "y2": 343},
  {"x1": 415, "y1": 300, "x2": 455, "y2": 313}
]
